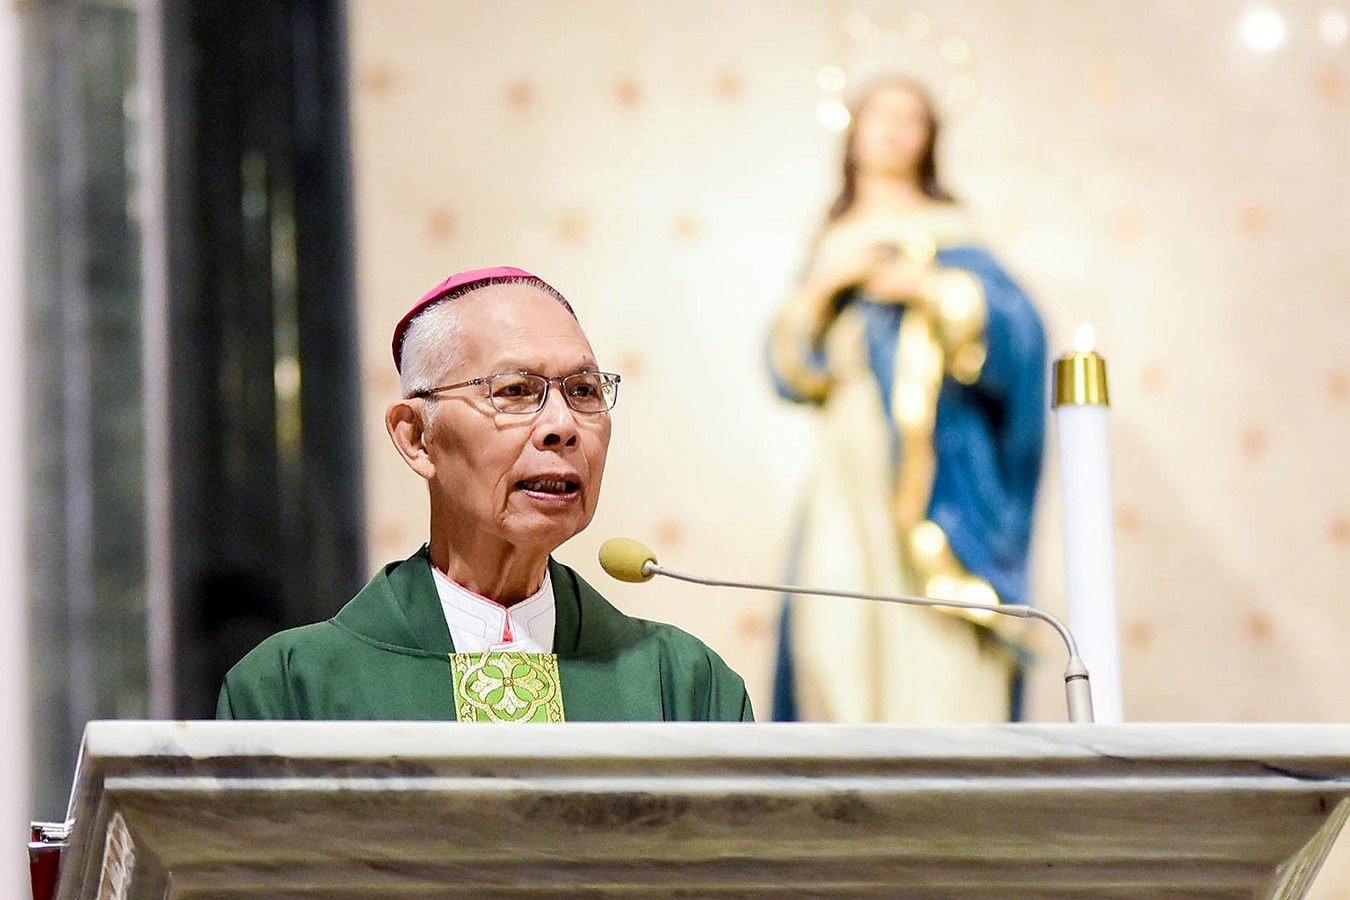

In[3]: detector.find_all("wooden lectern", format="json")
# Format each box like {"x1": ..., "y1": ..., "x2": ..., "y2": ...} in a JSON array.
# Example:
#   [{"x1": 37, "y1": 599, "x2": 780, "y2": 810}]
[{"x1": 48, "y1": 721, "x2": 1350, "y2": 898}]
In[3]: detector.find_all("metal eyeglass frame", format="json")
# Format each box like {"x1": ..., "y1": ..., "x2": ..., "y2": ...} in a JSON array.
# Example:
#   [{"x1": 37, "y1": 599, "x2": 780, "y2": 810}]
[{"x1": 408, "y1": 371, "x2": 621, "y2": 414}]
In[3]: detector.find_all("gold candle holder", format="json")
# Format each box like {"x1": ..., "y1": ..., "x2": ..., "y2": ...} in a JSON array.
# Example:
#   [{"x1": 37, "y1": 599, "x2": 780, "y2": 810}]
[{"x1": 1053, "y1": 325, "x2": 1110, "y2": 408}]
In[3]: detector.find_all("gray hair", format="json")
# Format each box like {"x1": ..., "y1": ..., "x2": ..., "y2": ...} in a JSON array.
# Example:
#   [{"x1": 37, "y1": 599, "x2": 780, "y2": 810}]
[
  {"x1": 399, "y1": 302, "x2": 464, "y2": 399},
  {"x1": 398, "y1": 276, "x2": 575, "y2": 423}
]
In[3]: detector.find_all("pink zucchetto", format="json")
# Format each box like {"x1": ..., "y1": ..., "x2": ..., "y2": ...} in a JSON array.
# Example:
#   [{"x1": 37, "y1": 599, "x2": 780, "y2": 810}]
[{"x1": 391, "y1": 265, "x2": 573, "y2": 372}]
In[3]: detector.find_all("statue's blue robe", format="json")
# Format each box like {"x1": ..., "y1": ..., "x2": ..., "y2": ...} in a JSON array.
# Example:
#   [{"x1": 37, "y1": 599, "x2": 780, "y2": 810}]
[{"x1": 770, "y1": 244, "x2": 1046, "y2": 721}]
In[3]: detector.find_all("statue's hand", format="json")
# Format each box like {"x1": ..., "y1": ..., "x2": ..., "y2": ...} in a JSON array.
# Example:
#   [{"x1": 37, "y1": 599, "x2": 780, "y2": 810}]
[
  {"x1": 804, "y1": 238, "x2": 888, "y2": 297},
  {"x1": 863, "y1": 257, "x2": 933, "y2": 307}
]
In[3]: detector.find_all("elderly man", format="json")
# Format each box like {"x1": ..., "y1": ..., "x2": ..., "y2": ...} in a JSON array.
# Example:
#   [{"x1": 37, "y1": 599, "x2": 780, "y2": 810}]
[{"x1": 218, "y1": 266, "x2": 752, "y2": 722}]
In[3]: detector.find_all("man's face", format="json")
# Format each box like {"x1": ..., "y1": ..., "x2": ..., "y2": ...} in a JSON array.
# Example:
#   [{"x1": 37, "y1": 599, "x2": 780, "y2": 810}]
[{"x1": 419, "y1": 284, "x2": 611, "y2": 556}]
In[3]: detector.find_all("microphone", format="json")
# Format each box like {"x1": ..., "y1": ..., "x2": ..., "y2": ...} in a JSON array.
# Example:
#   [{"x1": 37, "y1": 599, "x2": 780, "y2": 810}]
[{"x1": 598, "y1": 537, "x2": 1094, "y2": 724}]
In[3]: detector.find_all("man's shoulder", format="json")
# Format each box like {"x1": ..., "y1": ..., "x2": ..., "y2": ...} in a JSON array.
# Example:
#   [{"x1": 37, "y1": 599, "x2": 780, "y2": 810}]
[
  {"x1": 227, "y1": 546, "x2": 432, "y2": 674},
  {"x1": 633, "y1": 616, "x2": 733, "y2": 666},
  {"x1": 226, "y1": 619, "x2": 351, "y2": 675},
  {"x1": 217, "y1": 620, "x2": 347, "y2": 719},
  {"x1": 225, "y1": 550, "x2": 423, "y2": 678}
]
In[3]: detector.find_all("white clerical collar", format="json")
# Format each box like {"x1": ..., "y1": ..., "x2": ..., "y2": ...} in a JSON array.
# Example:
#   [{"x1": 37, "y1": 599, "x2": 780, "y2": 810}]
[{"x1": 431, "y1": 565, "x2": 556, "y2": 654}]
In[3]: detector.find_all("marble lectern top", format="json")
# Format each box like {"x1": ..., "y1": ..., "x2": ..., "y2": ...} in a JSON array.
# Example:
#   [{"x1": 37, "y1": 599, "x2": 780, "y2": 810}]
[{"x1": 53, "y1": 721, "x2": 1350, "y2": 899}]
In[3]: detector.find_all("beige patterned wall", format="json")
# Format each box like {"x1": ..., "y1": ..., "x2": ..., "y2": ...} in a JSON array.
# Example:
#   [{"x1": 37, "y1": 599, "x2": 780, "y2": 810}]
[{"x1": 350, "y1": 0, "x2": 1349, "y2": 865}]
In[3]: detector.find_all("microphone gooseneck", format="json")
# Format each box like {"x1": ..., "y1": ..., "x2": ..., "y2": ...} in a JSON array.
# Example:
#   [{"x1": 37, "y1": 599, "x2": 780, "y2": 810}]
[{"x1": 599, "y1": 538, "x2": 1095, "y2": 724}]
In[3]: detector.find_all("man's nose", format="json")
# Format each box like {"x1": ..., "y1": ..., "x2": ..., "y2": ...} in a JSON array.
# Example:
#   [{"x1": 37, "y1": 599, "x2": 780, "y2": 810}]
[{"x1": 535, "y1": 384, "x2": 579, "y2": 448}]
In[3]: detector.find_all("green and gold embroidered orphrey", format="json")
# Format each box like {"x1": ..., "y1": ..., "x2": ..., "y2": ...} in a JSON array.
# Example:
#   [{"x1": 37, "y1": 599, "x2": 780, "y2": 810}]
[{"x1": 449, "y1": 652, "x2": 565, "y2": 723}]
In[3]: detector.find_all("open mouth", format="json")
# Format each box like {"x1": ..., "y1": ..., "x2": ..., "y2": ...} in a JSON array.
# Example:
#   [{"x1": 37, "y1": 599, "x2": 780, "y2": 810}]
[{"x1": 516, "y1": 478, "x2": 580, "y2": 494}]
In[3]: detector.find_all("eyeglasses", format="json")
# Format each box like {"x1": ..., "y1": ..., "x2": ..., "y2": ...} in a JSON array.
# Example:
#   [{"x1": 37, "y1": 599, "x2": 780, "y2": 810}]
[{"x1": 409, "y1": 371, "x2": 621, "y2": 415}]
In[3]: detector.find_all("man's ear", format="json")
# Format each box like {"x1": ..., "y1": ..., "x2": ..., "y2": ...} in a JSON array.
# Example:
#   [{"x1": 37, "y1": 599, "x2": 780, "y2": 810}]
[{"x1": 386, "y1": 400, "x2": 436, "y2": 480}]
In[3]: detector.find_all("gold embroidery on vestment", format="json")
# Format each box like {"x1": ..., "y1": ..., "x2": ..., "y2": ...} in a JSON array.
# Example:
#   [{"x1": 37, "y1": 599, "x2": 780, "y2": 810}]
[{"x1": 450, "y1": 652, "x2": 565, "y2": 723}]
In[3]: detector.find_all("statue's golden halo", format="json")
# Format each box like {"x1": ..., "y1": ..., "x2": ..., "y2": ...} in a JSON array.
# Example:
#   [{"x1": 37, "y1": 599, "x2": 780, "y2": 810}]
[{"x1": 816, "y1": 7, "x2": 979, "y2": 132}]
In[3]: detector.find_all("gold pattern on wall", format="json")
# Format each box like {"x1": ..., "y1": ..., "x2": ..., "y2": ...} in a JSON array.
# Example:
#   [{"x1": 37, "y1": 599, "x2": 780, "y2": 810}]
[
  {"x1": 1323, "y1": 372, "x2": 1344, "y2": 402},
  {"x1": 359, "y1": 63, "x2": 394, "y2": 98},
  {"x1": 426, "y1": 208, "x2": 456, "y2": 243},
  {"x1": 715, "y1": 70, "x2": 744, "y2": 101},
  {"x1": 370, "y1": 368, "x2": 398, "y2": 399},
  {"x1": 557, "y1": 211, "x2": 589, "y2": 244},
  {"x1": 1327, "y1": 371, "x2": 1348, "y2": 402},
  {"x1": 737, "y1": 609, "x2": 773, "y2": 640},
  {"x1": 506, "y1": 80, "x2": 537, "y2": 114},
  {"x1": 1316, "y1": 66, "x2": 1345, "y2": 102},
  {"x1": 1124, "y1": 620, "x2": 1153, "y2": 652},
  {"x1": 1240, "y1": 426, "x2": 1267, "y2": 462},
  {"x1": 654, "y1": 518, "x2": 687, "y2": 550},
  {"x1": 1088, "y1": 65, "x2": 1119, "y2": 102},
  {"x1": 1329, "y1": 517, "x2": 1350, "y2": 548},
  {"x1": 373, "y1": 522, "x2": 411, "y2": 555},
  {"x1": 1244, "y1": 610, "x2": 1274, "y2": 644},
  {"x1": 1111, "y1": 209, "x2": 1140, "y2": 244},
  {"x1": 1139, "y1": 363, "x2": 1165, "y2": 395},
  {"x1": 672, "y1": 213, "x2": 702, "y2": 240},
  {"x1": 614, "y1": 77, "x2": 643, "y2": 109},
  {"x1": 1115, "y1": 507, "x2": 1143, "y2": 536},
  {"x1": 613, "y1": 351, "x2": 645, "y2": 379},
  {"x1": 1239, "y1": 204, "x2": 1269, "y2": 236}
]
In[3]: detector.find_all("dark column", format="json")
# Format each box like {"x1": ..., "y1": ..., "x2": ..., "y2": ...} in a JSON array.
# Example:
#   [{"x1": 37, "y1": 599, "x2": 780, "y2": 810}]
[
  {"x1": 23, "y1": 0, "x2": 364, "y2": 816},
  {"x1": 161, "y1": 0, "x2": 365, "y2": 718}
]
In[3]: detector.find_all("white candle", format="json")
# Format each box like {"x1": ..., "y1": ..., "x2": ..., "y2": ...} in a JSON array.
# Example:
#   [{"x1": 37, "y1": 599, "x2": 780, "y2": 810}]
[{"x1": 1053, "y1": 324, "x2": 1124, "y2": 723}]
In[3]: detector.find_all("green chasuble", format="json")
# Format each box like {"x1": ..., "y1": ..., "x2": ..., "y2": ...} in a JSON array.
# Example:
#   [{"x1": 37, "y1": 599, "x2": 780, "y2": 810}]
[{"x1": 217, "y1": 547, "x2": 754, "y2": 722}]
